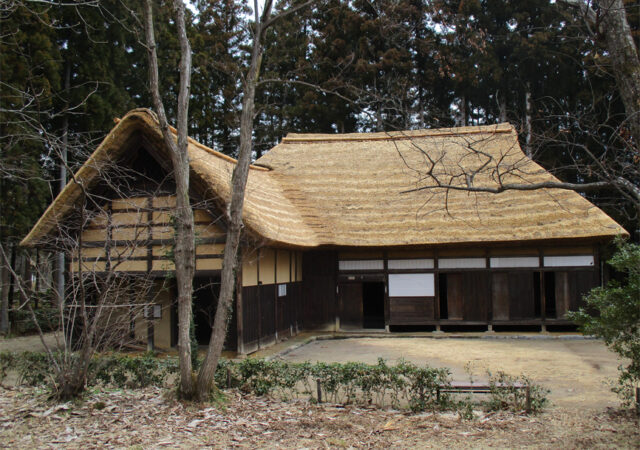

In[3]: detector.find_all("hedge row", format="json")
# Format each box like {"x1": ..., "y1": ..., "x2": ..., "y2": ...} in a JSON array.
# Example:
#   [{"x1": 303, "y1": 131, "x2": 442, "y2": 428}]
[{"x1": 0, "y1": 352, "x2": 547, "y2": 413}]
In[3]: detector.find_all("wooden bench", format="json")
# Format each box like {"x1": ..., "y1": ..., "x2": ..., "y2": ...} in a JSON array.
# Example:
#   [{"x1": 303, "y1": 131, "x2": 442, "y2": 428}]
[{"x1": 437, "y1": 381, "x2": 532, "y2": 411}]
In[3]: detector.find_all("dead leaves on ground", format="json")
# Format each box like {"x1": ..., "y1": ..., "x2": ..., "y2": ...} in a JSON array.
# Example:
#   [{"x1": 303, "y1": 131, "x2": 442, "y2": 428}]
[{"x1": 0, "y1": 386, "x2": 637, "y2": 448}]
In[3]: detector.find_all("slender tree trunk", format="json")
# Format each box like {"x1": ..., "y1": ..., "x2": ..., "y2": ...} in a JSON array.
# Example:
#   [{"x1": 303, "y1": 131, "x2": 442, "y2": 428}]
[
  {"x1": 56, "y1": 61, "x2": 70, "y2": 307},
  {"x1": 7, "y1": 246, "x2": 16, "y2": 309},
  {"x1": 459, "y1": 95, "x2": 467, "y2": 126},
  {"x1": 525, "y1": 83, "x2": 533, "y2": 158},
  {"x1": 498, "y1": 90, "x2": 507, "y2": 123},
  {"x1": 143, "y1": 0, "x2": 195, "y2": 398},
  {"x1": 197, "y1": 1, "x2": 273, "y2": 400},
  {"x1": 600, "y1": 0, "x2": 640, "y2": 144},
  {"x1": 0, "y1": 244, "x2": 10, "y2": 335}
]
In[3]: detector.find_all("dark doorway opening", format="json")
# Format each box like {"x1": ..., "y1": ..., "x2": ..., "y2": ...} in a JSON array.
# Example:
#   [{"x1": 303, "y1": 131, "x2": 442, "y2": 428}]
[
  {"x1": 544, "y1": 272, "x2": 556, "y2": 318},
  {"x1": 362, "y1": 282, "x2": 385, "y2": 329},
  {"x1": 438, "y1": 273, "x2": 448, "y2": 319},
  {"x1": 192, "y1": 277, "x2": 220, "y2": 345}
]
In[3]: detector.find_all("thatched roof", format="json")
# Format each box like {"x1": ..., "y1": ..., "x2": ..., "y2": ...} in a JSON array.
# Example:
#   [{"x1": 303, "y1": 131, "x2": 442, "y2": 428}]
[{"x1": 21, "y1": 108, "x2": 625, "y2": 248}]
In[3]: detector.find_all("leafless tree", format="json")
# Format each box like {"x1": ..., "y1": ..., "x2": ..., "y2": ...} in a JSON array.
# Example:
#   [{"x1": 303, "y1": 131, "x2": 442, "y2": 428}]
[
  {"x1": 2, "y1": 148, "x2": 170, "y2": 399},
  {"x1": 196, "y1": 0, "x2": 314, "y2": 400},
  {"x1": 142, "y1": 0, "x2": 196, "y2": 398},
  {"x1": 142, "y1": 0, "x2": 312, "y2": 400},
  {"x1": 399, "y1": 1, "x2": 640, "y2": 229}
]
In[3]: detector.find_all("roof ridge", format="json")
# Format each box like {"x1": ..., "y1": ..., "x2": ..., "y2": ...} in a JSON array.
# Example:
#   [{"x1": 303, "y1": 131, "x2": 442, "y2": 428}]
[
  {"x1": 282, "y1": 123, "x2": 514, "y2": 143},
  {"x1": 115, "y1": 109, "x2": 270, "y2": 172}
]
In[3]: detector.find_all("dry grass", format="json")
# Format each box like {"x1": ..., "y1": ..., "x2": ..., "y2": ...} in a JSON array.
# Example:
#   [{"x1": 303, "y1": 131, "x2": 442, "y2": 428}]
[{"x1": 280, "y1": 337, "x2": 624, "y2": 409}]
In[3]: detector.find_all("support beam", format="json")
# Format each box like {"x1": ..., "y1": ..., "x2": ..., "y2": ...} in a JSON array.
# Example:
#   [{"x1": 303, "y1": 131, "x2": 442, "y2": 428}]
[
  {"x1": 147, "y1": 317, "x2": 155, "y2": 352},
  {"x1": 236, "y1": 270, "x2": 245, "y2": 354}
]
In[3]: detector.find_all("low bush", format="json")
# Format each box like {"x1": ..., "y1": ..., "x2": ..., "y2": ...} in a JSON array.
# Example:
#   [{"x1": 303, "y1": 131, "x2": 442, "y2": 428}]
[
  {"x1": 486, "y1": 371, "x2": 549, "y2": 414},
  {"x1": 0, "y1": 351, "x2": 178, "y2": 390},
  {"x1": 0, "y1": 351, "x2": 51, "y2": 386},
  {"x1": 1, "y1": 351, "x2": 547, "y2": 414},
  {"x1": 93, "y1": 353, "x2": 179, "y2": 389},
  {"x1": 214, "y1": 357, "x2": 542, "y2": 413},
  {"x1": 10, "y1": 296, "x2": 59, "y2": 335}
]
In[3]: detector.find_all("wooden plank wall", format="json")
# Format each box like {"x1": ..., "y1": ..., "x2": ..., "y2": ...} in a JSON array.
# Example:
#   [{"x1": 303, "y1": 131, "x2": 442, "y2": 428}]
[
  {"x1": 301, "y1": 251, "x2": 337, "y2": 330},
  {"x1": 71, "y1": 195, "x2": 225, "y2": 275},
  {"x1": 336, "y1": 247, "x2": 601, "y2": 327},
  {"x1": 239, "y1": 248, "x2": 302, "y2": 353},
  {"x1": 388, "y1": 297, "x2": 434, "y2": 325}
]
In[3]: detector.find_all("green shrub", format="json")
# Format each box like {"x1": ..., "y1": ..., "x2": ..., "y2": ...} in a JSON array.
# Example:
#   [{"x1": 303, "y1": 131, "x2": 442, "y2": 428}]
[
  {"x1": 486, "y1": 371, "x2": 549, "y2": 413},
  {"x1": 568, "y1": 238, "x2": 640, "y2": 407},
  {"x1": 1, "y1": 351, "x2": 548, "y2": 415},
  {"x1": 10, "y1": 296, "x2": 59, "y2": 335},
  {"x1": 395, "y1": 359, "x2": 451, "y2": 412},
  {"x1": 0, "y1": 352, "x2": 15, "y2": 383},
  {"x1": 8, "y1": 351, "x2": 52, "y2": 386},
  {"x1": 93, "y1": 353, "x2": 178, "y2": 388},
  {"x1": 1, "y1": 351, "x2": 178, "y2": 390}
]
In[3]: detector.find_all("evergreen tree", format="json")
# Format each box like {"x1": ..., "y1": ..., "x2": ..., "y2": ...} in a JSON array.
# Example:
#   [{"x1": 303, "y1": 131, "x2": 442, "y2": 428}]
[{"x1": 191, "y1": 0, "x2": 249, "y2": 155}]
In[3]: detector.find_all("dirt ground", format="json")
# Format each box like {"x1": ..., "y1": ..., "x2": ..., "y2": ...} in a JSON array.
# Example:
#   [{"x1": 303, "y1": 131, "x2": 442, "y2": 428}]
[
  {"x1": 279, "y1": 337, "x2": 624, "y2": 410},
  {"x1": 0, "y1": 336, "x2": 638, "y2": 448},
  {"x1": 0, "y1": 333, "x2": 59, "y2": 353},
  {"x1": 1, "y1": 385, "x2": 638, "y2": 449}
]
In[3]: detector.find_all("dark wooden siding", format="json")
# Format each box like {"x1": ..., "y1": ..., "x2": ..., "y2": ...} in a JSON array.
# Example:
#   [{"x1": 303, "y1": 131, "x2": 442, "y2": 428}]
[
  {"x1": 241, "y1": 281, "x2": 302, "y2": 352},
  {"x1": 509, "y1": 271, "x2": 535, "y2": 319},
  {"x1": 446, "y1": 273, "x2": 464, "y2": 320},
  {"x1": 339, "y1": 283, "x2": 362, "y2": 328},
  {"x1": 443, "y1": 272, "x2": 491, "y2": 321},
  {"x1": 491, "y1": 273, "x2": 510, "y2": 320},
  {"x1": 301, "y1": 251, "x2": 337, "y2": 329},
  {"x1": 276, "y1": 282, "x2": 301, "y2": 337},
  {"x1": 389, "y1": 297, "x2": 434, "y2": 325},
  {"x1": 242, "y1": 286, "x2": 260, "y2": 351},
  {"x1": 492, "y1": 272, "x2": 537, "y2": 321},
  {"x1": 553, "y1": 270, "x2": 598, "y2": 319},
  {"x1": 463, "y1": 272, "x2": 491, "y2": 321},
  {"x1": 260, "y1": 284, "x2": 276, "y2": 345}
]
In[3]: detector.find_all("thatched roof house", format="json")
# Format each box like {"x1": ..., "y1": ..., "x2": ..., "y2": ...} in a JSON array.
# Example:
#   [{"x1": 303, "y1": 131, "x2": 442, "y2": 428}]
[{"x1": 22, "y1": 109, "x2": 626, "y2": 353}]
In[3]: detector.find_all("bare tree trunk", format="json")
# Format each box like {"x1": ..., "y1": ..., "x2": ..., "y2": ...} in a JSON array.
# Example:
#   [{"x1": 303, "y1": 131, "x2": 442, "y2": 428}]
[
  {"x1": 143, "y1": 0, "x2": 195, "y2": 398},
  {"x1": 600, "y1": 0, "x2": 640, "y2": 144},
  {"x1": 563, "y1": 0, "x2": 640, "y2": 143},
  {"x1": 56, "y1": 61, "x2": 71, "y2": 307},
  {"x1": 459, "y1": 95, "x2": 468, "y2": 126},
  {"x1": 195, "y1": 0, "x2": 313, "y2": 400},
  {"x1": 7, "y1": 246, "x2": 16, "y2": 310},
  {"x1": 525, "y1": 83, "x2": 532, "y2": 158},
  {"x1": 197, "y1": 0, "x2": 279, "y2": 399},
  {"x1": 498, "y1": 91, "x2": 507, "y2": 123},
  {"x1": 0, "y1": 244, "x2": 10, "y2": 335}
]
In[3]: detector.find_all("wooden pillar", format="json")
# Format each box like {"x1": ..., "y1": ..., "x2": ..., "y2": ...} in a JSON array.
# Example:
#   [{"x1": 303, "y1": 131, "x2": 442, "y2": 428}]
[
  {"x1": 236, "y1": 267, "x2": 245, "y2": 354},
  {"x1": 383, "y1": 251, "x2": 390, "y2": 331},
  {"x1": 274, "y1": 249, "x2": 278, "y2": 342},
  {"x1": 485, "y1": 250, "x2": 492, "y2": 326},
  {"x1": 335, "y1": 283, "x2": 340, "y2": 332},
  {"x1": 256, "y1": 249, "x2": 261, "y2": 349},
  {"x1": 146, "y1": 198, "x2": 154, "y2": 351},
  {"x1": 539, "y1": 249, "x2": 546, "y2": 330},
  {"x1": 147, "y1": 315, "x2": 155, "y2": 352},
  {"x1": 434, "y1": 249, "x2": 440, "y2": 320},
  {"x1": 334, "y1": 253, "x2": 340, "y2": 332}
]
